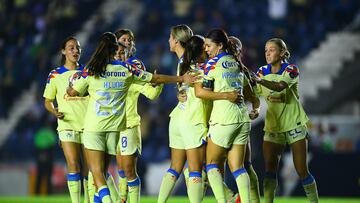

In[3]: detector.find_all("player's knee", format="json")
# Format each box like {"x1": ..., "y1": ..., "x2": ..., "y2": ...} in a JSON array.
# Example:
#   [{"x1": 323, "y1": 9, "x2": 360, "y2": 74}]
[{"x1": 124, "y1": 167, "x2": 136, "y2": 179}]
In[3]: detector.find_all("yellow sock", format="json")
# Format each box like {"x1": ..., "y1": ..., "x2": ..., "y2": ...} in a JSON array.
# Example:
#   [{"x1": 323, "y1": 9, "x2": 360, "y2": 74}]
[
  {"x1": 88, "y1": 172, "x2": 95, "y2": 203},
  {"x1": 158, "y1": 168, "x2": 179, "y2": 203},
  {"x1": 128, "y1": 176, "x2": 141, "y2": 203},
  {"x1": 206, "y1": 164, "x2": 226, "y2": 202},
  {"x1": 83, "y1": 177, "x2": 89, "y2": 203},
  {"x1": 302, "y1": 174, "x2": 319, "y2": 203},
  {"x1": 67, "y1": 173, "x2": 81, "y2": 203},
  {"x1": 233, "y1": 168, "x2": 250, "y2": 203},
  {"x1": 183, "y1": 166, "x2": 189, "y2": 188},
  {"x1": 98, "y1": 185, "x2": 112, "y2": 203},
  {"x1": 245, "y1": 162, "x2": 260, "y2": 203},
  {"x1": 106, "y1": 172, "x2": 120, "y2": 202},
  {"x1": 263, "y1": 172, "x2": 277, "y2": 203},
  {"x1": 188, "y1": 171, "x2": 203, "y2": 203},
  {"x1": 118, "y1": 170, "x2": 128, "y2": 201}
]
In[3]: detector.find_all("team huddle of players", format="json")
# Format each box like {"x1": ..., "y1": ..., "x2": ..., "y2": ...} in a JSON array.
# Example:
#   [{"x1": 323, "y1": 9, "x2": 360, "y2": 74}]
[{"x1": 43, "y1": 25, "x2": 319, "y2": 203}]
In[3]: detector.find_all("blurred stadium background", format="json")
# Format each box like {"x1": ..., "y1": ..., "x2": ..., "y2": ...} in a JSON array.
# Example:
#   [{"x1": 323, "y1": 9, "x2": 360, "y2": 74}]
[{"x1": 0, "y1": 0, "x2": 360, "y2": 202}]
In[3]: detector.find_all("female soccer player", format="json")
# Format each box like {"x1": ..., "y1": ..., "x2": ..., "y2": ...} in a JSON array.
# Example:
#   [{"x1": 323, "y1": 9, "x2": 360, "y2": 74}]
[
  {"x1": 43, "y1": 37, "x2": 89, "y2": 203},
  {"x1": 197, "y1": 29, "x2": 258, "y2": 203},
  {"x1": 251, "y1": 38, "x2": 319, "y2": 203},
  {"x1": 228, "y1": 36, "x2": 261, "y2": 203},
  {"x1": 66, "y1": 32, "x2": 198, "y2": 203},
  {"x1": 115, "y1": 29, "x2": 163, "y2": 203}
]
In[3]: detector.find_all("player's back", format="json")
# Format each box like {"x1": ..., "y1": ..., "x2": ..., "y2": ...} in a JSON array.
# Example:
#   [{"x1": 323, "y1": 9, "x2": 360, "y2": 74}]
[{"x1": 82, "y1": 60, "x2": 135, "y2": 132}]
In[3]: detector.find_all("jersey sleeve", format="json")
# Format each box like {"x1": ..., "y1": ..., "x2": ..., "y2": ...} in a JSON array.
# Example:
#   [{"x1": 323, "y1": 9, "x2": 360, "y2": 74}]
[
  {"x1": 138, "y1": 83, "x2": 163, "y2": 100},
  {"x1": 126, "y1": 62, "x2": 153, "y2": 84},
  {"x1": 43, "y1": 71, "x2": 57, "y2": 100},
  {"x1": 282, "y1": 64, "x2": 299, "y2": 88},
  {"x1": 72, "y1": 71, "x2": 90, "y2": 96},
  {"x1": 255, "y1": 67, "x2": 264, "y2": 96}
]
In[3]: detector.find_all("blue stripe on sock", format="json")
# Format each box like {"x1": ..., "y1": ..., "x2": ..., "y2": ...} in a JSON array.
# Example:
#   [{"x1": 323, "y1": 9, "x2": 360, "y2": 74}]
[
  {"x1": 205, "y1": 164, "x2": 219, "y2": 173},
  {"x1": 244, "y1": 161, "x2": 251, "y2": 169},
  {"x1": 98, "y1": 187, "x2": 110, "y2": 199},
  {"x1": 167, "y1": 168, "x2": 180, "y2": 179},
  {"x1": 118, "y1": 170, "x2": 126, "y2": 178},
  {"x1": 265, "y1": 172, "x2": 277, "y2": 180},
  {"x1": 94, "y1": 194, "x2": 101, "y2": 203},
  {"x1": 189, "y1": 171, "x2": 202, "y2": 178},
  {"x1": 127, "y1": 177, "x2": 141, "y2": 187},
  {"x1": 302, "y1": 174, "x2": 315, "y2": 185},
  {"x1": 232, "y1": 168, "x2": 247, "y2": 179},
  {"x1": 67, "y1": 173, "x2": 81, "y2": 181}
]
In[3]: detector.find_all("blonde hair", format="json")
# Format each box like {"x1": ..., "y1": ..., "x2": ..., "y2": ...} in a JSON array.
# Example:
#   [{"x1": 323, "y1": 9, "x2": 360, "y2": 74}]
[
  {"x1": 266, "y1": 38, "x2": 291, "y2": 62},
  {"x1": 170, "y1": 24, "x2": 193, "y2": 48}
]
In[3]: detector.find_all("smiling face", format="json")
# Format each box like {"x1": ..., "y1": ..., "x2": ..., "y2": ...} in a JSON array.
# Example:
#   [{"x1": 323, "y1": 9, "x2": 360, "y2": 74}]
[
  {"x1": 118, "y1": 34, "x2": 133, "y2": 48},
  {"x1": 204, "y1": 38, "x2": 222, "y2": 58},
  {"x1": 62, "y1": 39, "x2": 81, "y2": 64},
  {"x1": 265, "y1": 41, "x2": 283, "y2": 65},
  {"x1": 115, "y1": 45, "x2": 126, "y2": 61}
]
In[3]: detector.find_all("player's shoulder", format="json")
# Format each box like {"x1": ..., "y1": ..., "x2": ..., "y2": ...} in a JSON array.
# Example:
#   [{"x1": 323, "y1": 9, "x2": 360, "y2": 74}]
[
  {"x1": 256, "y1": 64, "x2": 270, "y2": 77},
  {"x1": 46, "y1": 66, "x2": 69, "y2": 83},
  {"x1": 284, "y1": 63, "x2": 299, "y2": 78},
  {"x1": 127, "y1": 56, "x2": 146, "y2": 71}
]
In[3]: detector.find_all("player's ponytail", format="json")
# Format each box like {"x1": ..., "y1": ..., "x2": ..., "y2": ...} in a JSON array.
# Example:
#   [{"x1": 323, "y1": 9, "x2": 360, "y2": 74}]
[
  {"x1": 266, "y1": 38, "x2": 291, "y2": 63},
  {"x1": 87, "y1": 32, "x2": 118, "y2": 78},
  {"x1": 60, "y1": 36, "x2": 78, "y2": 66},
  {"x1": 179, "y1": 35, "x2": 205, "y2": 76}
]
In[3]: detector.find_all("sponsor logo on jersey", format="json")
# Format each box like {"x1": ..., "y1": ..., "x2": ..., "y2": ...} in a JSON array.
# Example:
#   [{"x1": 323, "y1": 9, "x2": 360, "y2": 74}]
[{"x1": 222, "y1": 61, "x2": 238, "y2": 69}]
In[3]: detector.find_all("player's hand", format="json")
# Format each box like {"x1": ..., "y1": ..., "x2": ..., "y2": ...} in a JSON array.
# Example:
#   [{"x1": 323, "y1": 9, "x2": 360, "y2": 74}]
[
  {"x1": 54, "y1": 107, "x2": 64, "y2": 119},
  {"x1": 183, "y1": 71, "x2": 201, "y2": 84},
  {"x1": 151, "y1": 70, "x2": 160, "y2": 87},
  {"x1": 228, "y1": 90, "x2": 243, "y2": 103},
  {"x1": 250, "y1": 71, "x2": 261, "y2": 83},
  {"x1": 249, "y1": 108, "x2": 259, "y2": 120},
  {"x1": 177, "y1": 89, "x2": 187, "y2": 103}
]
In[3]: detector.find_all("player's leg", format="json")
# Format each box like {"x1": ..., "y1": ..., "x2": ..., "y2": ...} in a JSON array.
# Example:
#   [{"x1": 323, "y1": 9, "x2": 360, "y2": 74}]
[
  {"x1": 227, "y1": 143, "x2": 249, "y2": 203},
  {"x1": 62, "y1": 140, "x2": 82, "y2": 203},
  {"x1": 158, "y1": 148, "x2": 186, "y2": 203},
  {"x1": 80, "y1": 143, "x2": 90, "y2": 203},
  {"x1": 116, "y1": 154, "x2": 127, "y2": 202},
  {"x1": 291, "y1": 138, "x2": 319, "y2": 203},
  {"x1": 244, "y1": 141, "x2": 260, "y2": 203},
  {"x1": 104, "y1": 133, "x2": 120, "y2": 203},
  {"x1": 205, "y1": 138, "x2": 227, "y2": 202},
  {"x1": 186, "y1": 145, "x2": 205, "y2": 203},
  {"x1": 263, "y1": 140, "x2": 285, "y2": 203}
]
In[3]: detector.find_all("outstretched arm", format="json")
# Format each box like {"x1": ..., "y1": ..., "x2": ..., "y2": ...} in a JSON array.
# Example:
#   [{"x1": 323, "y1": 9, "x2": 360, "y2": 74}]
[{"x1": 194, "y1": 83, "x2": 242, "y2": 102}]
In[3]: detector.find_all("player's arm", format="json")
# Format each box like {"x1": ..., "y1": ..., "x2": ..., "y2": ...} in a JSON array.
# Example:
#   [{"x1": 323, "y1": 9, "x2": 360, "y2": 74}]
[
  {"x1": 194, "y1": 83, "x2": 242, "y2": 102},
  {"x1": 66, "y1": 87, "x2": 80, "y2": 97},
  {"x1": 44, "y1": 98, "x2": 64, "y2": 119},
  {"x1": 139, "y1": 83, "x2": 163, "y2": 100},
  {"x1": 243, "y1": 85, "x2": 260, "y2": 120},
  {"x1": 251, "y1": 72, "x2": 288, "y2": 92},
  {"x1": 150, "y1": 71, "x2": 200, "y2": 84}
]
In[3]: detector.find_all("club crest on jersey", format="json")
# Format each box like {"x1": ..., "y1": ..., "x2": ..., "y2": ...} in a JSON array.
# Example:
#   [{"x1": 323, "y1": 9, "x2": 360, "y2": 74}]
[{"x1": 285, "y1": 65, "x2": 299, "y2": 79}]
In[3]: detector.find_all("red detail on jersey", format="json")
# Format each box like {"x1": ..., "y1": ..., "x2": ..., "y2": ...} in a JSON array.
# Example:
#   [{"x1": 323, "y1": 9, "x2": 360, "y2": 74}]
[
  {"x1": 285, "y1": 65, "x2": 299, "y2": 77},
  {"x1": 46, "y1": 71, "x2": 59, "y2": 83}
]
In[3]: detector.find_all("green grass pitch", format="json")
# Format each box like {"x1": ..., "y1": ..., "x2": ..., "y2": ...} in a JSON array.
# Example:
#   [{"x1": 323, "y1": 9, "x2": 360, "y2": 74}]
[{"x1": 0, "y1": 196, "x2": 359, "y2": 203}]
